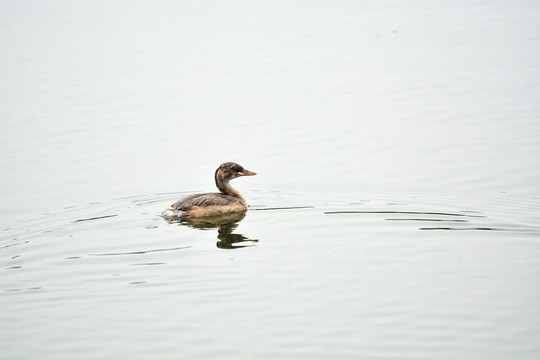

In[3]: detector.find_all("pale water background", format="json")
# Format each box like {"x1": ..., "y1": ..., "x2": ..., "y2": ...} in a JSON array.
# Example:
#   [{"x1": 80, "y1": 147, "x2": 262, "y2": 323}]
[{"x1": 1, "y1": 1, "x2": 540, "y2": 359}]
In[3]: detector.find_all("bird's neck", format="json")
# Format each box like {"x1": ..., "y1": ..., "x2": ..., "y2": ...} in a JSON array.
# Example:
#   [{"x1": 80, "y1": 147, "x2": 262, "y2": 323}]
[
  {"x1": 214, "y1": 173, "x2": 242, "y2": 198},
  {"x1": 217, "y1": 179, "x2": 240, "y2": 197}
]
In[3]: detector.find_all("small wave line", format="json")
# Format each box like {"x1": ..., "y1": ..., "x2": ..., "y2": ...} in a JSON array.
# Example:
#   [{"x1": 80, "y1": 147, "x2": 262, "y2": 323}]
[
  {"x1": 89, "y1": 246, "x2": 191, "y2": 256},
  {"x1": 324, "y1": 210, "x2": 485, "y2": 218},
  {"x1": 73, "y1": 214, "x2": 118, "y2": 223}
]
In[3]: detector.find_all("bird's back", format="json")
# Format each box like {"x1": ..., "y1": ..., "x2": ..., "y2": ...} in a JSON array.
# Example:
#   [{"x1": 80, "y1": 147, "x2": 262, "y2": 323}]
[{"x1": 169, "y1": 192, "x2": 246, "y2": 211}]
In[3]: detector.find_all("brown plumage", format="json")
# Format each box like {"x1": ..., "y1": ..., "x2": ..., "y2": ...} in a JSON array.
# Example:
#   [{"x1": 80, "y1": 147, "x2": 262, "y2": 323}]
[{"x1": 162, "y1": 162, "x2": 256, "y2": 219}]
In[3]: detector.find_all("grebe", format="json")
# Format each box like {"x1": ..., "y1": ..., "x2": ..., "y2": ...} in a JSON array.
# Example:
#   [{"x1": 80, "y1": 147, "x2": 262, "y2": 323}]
[{"x1": 162, "y1": 162, "x2": 256, "y2": 219}]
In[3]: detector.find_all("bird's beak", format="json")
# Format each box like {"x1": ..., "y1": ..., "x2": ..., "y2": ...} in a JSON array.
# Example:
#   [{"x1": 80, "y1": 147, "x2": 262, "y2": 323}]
[{"x1": 239, "y1": 170, "x2": 257, "y2": 176}]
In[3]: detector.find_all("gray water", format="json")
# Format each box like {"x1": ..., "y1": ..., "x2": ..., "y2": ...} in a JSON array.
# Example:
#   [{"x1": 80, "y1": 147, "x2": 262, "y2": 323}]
[{"x1": 1, "y1": 1, "x2": 540, "y2": 359}]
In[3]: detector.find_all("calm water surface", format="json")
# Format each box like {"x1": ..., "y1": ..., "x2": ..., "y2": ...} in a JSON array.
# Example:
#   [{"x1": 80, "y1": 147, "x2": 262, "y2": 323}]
[{"x1": 1, "y1": 1, "x2": 539, "y2": 359}]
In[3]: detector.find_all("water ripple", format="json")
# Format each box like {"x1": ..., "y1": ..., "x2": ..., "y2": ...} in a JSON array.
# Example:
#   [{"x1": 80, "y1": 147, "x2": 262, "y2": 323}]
[
  {"x1": 324, "y1": 210, "x2": 485, "y2": 218},
  {"x1": 73, "y1": 214, "x2": 118, "y2": 223},
  {"x1": 89, "y1": 246, "x2": 191, "y2": 257}
]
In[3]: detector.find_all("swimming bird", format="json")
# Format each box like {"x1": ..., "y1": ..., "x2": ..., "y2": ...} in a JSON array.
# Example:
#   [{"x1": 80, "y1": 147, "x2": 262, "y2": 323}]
[{"x1": 162, "y1": 162, "x2": 256, "y2": 219}]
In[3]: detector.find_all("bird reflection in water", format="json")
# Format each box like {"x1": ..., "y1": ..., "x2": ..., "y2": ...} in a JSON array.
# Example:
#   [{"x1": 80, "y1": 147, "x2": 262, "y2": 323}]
[{"x1": 166, "y1": 211, "x2": 258, "y2": 249}]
